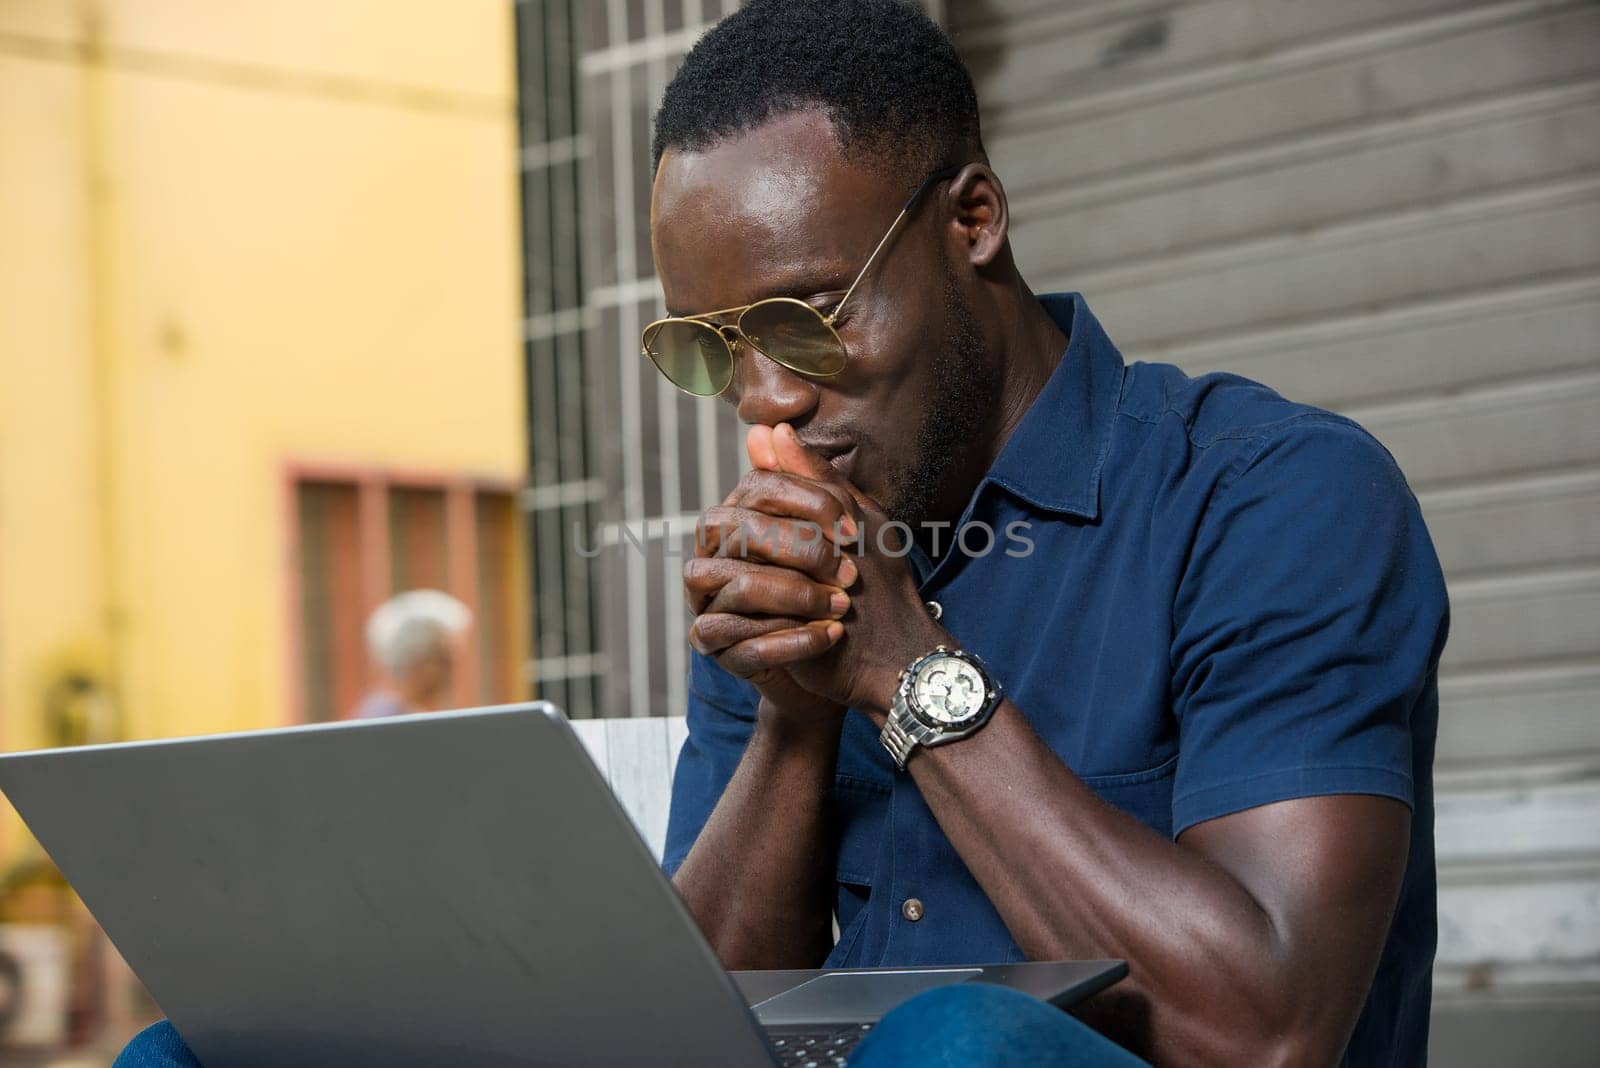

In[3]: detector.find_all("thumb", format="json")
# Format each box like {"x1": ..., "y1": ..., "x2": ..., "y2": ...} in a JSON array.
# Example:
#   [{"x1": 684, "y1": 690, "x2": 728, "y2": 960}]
[
  {"x1": 746, "y1": 425, "x2": 780, "y2": 472},
  {"x1": 772, "y1": 423, "x2": 880, "y2": 517},
  {"x1": 770, "y1": 422, "x2": 836, "y2": 482}
]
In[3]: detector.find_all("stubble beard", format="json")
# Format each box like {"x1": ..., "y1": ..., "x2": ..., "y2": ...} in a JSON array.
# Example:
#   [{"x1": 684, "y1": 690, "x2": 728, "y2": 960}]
[{"x1": 883, "y1": 262, "x2": 998, "y2": 535}]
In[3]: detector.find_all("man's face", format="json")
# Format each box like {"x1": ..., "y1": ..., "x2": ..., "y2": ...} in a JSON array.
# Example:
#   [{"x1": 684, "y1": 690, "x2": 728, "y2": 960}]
[{"x1": 651, "y1": 110, "x2": 995, "y2": 527}]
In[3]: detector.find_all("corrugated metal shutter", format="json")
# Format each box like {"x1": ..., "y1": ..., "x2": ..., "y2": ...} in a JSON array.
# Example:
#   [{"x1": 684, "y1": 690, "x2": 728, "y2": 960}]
[{"x1": 947, "y1": 0, "x2": 1600, "y2": 1061}]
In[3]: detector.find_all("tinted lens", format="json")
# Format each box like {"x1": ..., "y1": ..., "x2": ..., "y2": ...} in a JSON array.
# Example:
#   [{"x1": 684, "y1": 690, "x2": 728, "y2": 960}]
[
  {"x1": 738, "y1": 299, "x2": 847, "y2": 376},
  {"x1": 644, "y1": 320, "x2": 734, "y2": 396}
]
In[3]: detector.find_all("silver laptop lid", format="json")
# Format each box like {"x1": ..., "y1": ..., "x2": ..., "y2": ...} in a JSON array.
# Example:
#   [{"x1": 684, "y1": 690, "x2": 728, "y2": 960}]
[{"x1": 0, "y1": 703, "x2": 775, "y2": 1067}]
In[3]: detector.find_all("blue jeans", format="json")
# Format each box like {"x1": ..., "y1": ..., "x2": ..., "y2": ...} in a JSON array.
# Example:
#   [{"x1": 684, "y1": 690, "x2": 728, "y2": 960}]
[{"x1": 114, "y1": 983, "x2": 1146, "y2": 1066}]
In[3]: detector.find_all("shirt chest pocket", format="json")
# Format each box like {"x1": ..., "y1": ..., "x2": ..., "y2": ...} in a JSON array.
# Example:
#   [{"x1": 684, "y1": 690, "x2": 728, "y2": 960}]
[
  {"x1": 833, "y1": 775, "x2": 888, "y2": 884},
  {"x1": 1077, "y1": 753, "x2": 1179, "y2": 838},
  {"x1": 831, "y1": 775, "x2": 889, "y2": 955},
  {"x1": 832, "y1": 713, "x2": 894, "y2": 889},
  {"x1": 827, "y1": 754, "x2": 1178, "y2": 882}
]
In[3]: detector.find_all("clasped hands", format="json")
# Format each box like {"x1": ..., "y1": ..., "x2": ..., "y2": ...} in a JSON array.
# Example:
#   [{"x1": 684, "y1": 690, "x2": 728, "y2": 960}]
[{"x1": 684, "y1": 423, "x2": 948, "y2": 723}]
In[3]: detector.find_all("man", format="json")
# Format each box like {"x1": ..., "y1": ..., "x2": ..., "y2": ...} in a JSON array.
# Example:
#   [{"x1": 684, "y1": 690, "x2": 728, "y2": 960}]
[
  {"x1": 652, "y1": 1, "x2": 1447, "y2": 1064},
  {"x1": 349, "y1": 589, "x2": 473, "y2": 719},
  {"x1": 115, "y1": 1, "x2": 1446, "y2": 1064}
]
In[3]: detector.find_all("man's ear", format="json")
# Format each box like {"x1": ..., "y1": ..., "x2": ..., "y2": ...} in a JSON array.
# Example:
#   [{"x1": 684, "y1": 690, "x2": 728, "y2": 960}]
[{"x1": 946, "y1": 162, "x2": 1008, "y2": 269}]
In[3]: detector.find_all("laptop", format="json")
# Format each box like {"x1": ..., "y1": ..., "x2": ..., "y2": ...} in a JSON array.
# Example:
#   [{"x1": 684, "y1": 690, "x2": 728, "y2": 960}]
[{"x1": 0, "y1": 702, "x2": 1125, "y2": 1066}]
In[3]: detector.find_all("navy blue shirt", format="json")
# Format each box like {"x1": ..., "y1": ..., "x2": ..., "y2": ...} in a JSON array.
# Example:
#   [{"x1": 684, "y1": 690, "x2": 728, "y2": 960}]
[{"x1": 666, "y1": 293, "x2": 1448, "y2": 1065}]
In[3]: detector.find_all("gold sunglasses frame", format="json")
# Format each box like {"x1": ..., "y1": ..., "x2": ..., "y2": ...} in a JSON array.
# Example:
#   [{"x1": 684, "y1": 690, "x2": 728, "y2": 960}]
[{"x1": 642, "y1": 163, "x2": 966, "y2": 397}]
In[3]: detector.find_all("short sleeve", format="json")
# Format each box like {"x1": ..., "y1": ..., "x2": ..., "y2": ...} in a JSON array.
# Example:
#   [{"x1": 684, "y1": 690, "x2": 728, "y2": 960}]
[
  {"x1": 662, "y1": 651, "x2": 761, "y2": 875},
  {"x1": 1170, "y1": 419, "x2": 1449, "y2": 836}
]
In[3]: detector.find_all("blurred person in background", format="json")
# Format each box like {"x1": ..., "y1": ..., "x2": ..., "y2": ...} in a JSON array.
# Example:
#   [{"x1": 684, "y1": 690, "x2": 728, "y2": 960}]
[{"x1": 349, "y1": 590, "x2": 472, "y2": 719}]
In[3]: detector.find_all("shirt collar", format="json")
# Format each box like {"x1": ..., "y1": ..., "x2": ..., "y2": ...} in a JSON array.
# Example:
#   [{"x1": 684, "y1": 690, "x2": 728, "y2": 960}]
[{"x1": 982, "y1": 292, "x2": 1126, "y2": 521}]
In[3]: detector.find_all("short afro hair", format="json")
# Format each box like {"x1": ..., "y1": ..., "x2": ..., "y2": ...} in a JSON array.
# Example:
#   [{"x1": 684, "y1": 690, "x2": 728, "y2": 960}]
[{"x1": 651, "y1": 0, "x2": 983, "y2": 176}]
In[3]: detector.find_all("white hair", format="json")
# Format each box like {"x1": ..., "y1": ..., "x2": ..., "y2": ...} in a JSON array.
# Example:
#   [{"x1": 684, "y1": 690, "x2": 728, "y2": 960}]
[{"x1": 365, "y1": 590, "x2": 472, "y2": 676}]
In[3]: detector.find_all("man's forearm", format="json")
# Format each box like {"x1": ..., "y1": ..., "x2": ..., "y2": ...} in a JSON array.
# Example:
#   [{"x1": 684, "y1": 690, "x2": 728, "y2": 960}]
[
  {"x1": 904, "y1": 704, "x2": 1407, "y2": 1066},
  {"x1": 908, "y1": 709, "x2": 1279, "y2": 1061},
  {"x1": 671, "y1": 702, "x2": 842, "y2": 970}
]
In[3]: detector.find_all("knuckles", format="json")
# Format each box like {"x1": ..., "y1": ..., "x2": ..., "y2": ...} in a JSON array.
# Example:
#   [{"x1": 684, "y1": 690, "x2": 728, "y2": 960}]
[
  {"x1": 694, "y1": 507, "x2": 738, "y2": 549},
  {"x1": 688, "y1": 613, "x2": 731, "y2": 652},
  {"x1": 725, "y1": 571, "x2": 756, "y2": 603},
  {"x1": 694, "y1": 509, "x2": 838, "y2": 575},
  {"x1": 682, "y1": 556, "x2": 715, "y2": 584},
  {"x1": 724, "y1": 635, "x2": 788, "y2": 675},
  {"x1": 794, "y1": 537, "x2": 835, "y2": 576},
  {"x1": 686, "y1": 556, "x2": 836, "y2": 621},
  {"x1": 691, "y1": 612, "x2": 806, "y2": 654},
  {"x1": 731, "y1": 469, "x2": 853, "y2": 526},
  {"x1": 745, "y1": 475, "x2": 834, "y2": 518},
  {"x1": 681, "y1": 557, "x2": 728, "y2": 606}
]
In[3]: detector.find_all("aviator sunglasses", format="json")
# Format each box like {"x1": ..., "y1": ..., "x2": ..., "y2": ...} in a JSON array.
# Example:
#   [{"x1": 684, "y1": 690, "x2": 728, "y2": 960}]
[{"x1": 642, "y1": 164, "x2": 965, "y2": 397}]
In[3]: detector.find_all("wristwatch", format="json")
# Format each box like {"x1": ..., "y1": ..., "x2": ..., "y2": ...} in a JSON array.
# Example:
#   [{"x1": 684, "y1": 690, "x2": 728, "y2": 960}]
[{"x1": 879, "y1": 646, "x2": 1002, "y2": 770}]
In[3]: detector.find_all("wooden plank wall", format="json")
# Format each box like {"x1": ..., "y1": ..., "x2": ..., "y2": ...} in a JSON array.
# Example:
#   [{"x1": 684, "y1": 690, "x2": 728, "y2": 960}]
[{"x1": 943, "y1": 0, "x2": 1600, "y2": 1060}]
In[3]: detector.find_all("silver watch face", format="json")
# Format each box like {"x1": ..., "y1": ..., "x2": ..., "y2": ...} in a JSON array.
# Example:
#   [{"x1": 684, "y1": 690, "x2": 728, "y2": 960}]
[{"x1": 912, "y1": 655, "x2": 987, "y2": 726}]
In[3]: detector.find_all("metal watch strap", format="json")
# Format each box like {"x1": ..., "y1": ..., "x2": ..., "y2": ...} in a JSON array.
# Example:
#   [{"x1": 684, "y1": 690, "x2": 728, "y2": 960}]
[{"x1": 880, "y1": 710, "x2": 919, "y2": 770}]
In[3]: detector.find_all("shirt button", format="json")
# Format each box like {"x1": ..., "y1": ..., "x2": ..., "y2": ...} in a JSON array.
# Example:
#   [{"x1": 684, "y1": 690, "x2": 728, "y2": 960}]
[
  {"x1": 901, "y1": 897, "x2": 925, "y2": 922},
  {"x1": 924, "y1": 600, "x2": 942, "y2": 620}
]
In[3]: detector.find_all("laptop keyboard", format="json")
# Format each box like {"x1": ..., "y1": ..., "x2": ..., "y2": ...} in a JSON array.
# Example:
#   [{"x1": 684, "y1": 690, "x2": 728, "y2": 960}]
[{"x1": 765, "y1": 1023, "x2": 875, "y2": 1066}]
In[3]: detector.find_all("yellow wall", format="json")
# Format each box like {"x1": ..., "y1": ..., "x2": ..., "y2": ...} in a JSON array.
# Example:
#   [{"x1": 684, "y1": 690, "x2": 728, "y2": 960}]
[{"x1": 0, "y1": 1, "x2": 524, "y2": 850}]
